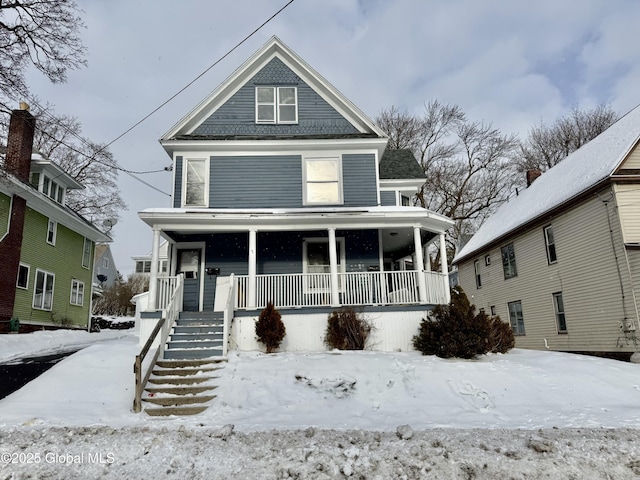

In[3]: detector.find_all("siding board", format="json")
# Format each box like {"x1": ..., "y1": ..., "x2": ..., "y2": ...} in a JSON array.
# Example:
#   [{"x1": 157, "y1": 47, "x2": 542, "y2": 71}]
[
  {"x1": 458, "y1": 187, "x2": 637, "y2": 352},
  {"x1": 614, "y1": 183, "x2": 640, "y2": 243}
]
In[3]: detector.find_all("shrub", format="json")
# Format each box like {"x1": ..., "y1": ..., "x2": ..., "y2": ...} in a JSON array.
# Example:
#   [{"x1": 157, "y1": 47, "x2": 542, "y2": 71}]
[
  {"x1": 325, "y1": 307, "x2": 372, "y2": 350},
  {"x1": 413, "y1": 285, "x2": 514, "y2": 359},
  {"x1": 488, "y1": 315, "x2": 515, "y2": 353},
  {"x1": 255, "y1": 302, "x2": 286, "y2": 353}
]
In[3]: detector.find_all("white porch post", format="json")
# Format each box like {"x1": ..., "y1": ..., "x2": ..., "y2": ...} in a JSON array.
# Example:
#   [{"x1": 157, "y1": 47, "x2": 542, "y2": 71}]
[
  {"x1": 439, "y1": 232, "x2": 448, "y2": 274},
  {"x1": 439, "y1": 232, "x2": 450, "y2": 303},
  {"x1": 248, "y1": 229, "x2": 257, "y2": 308},
  {"x1": 328, "y1": 227, "x2": 340, "y2": 307},
  {"x1": 414, "y1": 226, "x2": 427, "y2": 303},
  {"x1": 147, "y1": 226, "x2": 161, "y2": 311}
]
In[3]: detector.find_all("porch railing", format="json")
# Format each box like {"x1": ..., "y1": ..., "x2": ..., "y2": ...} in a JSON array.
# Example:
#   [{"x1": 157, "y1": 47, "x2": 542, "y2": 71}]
[
  {"x1": 235, "y1": 270, "x2": 448, "y2": 310},
  {"x1": 133, "y1": 274, "x2": 183, "y2": 413},
  {"x1": 155, "y1": 275, "x2": 181, "y2": 310}
]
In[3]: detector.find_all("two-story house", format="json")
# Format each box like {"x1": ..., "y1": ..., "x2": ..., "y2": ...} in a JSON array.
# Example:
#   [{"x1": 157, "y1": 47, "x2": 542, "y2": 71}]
[
  {"x1": 453, "y1": 104, "x2": 640, "y2": 356},
  {"x1": 0, "y1": 106, "x2": 110, "y2": 331},
  {"x1": 138, "y1": 37, "x2": 453, "y2": 353}
]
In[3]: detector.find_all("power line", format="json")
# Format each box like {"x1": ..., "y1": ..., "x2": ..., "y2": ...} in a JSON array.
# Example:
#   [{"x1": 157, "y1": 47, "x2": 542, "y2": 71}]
[{"x1": 99, "y1": 0, "x2": 296, "y2": 154}]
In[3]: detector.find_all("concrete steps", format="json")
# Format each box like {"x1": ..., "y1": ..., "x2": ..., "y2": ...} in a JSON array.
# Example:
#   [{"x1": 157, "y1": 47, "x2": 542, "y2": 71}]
[
  {"x1": 163, "y1": 312, "x2": 226, "y2": 360},
  {"x1": 142, "y1": 358, "x2": 225, "y2": 417}
]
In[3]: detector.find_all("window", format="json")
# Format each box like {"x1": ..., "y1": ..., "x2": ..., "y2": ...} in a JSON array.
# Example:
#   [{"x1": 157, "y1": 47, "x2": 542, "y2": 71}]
[
  {"x1": 82, "y1": 238, "x2": 92, "y2": 268},
  {"x1": 70, "y1": 279, "x2": 84, "y2": 306},
  {"x1": 401, "y1": 195, "x2": 410, "y2": 207},
  {"x1": 47, "y1": 219, "x2": 57, "y2": 245},
  {"x1": 160, "y1": 259, "x2": 168, "y2": 273},
  {"x1": 485, "y1": 255, "x2": 491, "y2": 266},
  {"x1": 303, "y1": 237, "x2": 345, "y2": 290},
  {"x1": 508, "y1": 300, "x2": 525, "y2": 336},
  {"x1": 303, "y1": 156, "x2": 342, "y2": 205},
  {"x1": 474, "y1": 260, "x2": 482, "y2": 288},
  {"x1": 544, "y1": 225, "x2": 557, "y2": 264},
  {"x1": 184, "y1": 158, "x2": 207, "y2": 207},
  {"x1": 33, "y1": 269, "x2": 54, "y2": 310},
  {"x1": 553, "y1": 292, "x2": 567, "y2": 333},
  {"x1": 17, "y1": 264, "x2": 29, "y2": 289},
  {"x1": 102, "y1": 257, "x2": 110, "y2": 269},
  {"x1": 255, "y1": 86, "x2": 297, "y2": 124},
  {"x1": 136, "y1": 260, "x2": 151, "y2": 273},
  {"x1": 490, "y1": 305, "x2": 496, "y2": 316},
  {"x1": 501, "y1": 243, "x2": 517, "y2": 279}
]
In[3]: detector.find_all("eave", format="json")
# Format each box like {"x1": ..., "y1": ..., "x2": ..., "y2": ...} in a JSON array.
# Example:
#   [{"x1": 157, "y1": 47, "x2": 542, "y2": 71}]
[{"x1": 139, "y1": 206, "x2": 453, "y2": 236}]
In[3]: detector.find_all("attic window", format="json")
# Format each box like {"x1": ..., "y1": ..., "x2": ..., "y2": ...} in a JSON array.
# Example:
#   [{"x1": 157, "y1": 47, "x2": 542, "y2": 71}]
[{"x1": 256, "y1": 87, "x2": 297, "y2": 124}]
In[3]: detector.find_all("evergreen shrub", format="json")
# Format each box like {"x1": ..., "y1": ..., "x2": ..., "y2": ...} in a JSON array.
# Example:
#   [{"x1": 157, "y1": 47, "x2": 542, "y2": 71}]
[
  {"x1": 413, "y1": 285, "x2": 514, "y2": 359},
  {"x1": 255, "y1": 302, "x2": 286, "y2": 353}
]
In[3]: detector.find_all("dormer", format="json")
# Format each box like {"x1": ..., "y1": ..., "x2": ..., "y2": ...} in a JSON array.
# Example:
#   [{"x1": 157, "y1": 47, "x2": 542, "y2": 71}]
[
  {"x1": 28, "y1": 153, "x2": 84, "y2": 206},
  {"x1": 378, "y1": 149, "x2": 426, "y2": 207}
]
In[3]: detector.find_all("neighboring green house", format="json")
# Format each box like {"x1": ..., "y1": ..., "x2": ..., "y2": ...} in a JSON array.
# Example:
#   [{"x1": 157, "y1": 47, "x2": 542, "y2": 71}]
[{"x1": 0, "y1": 107, "x2": 110, "y2": 331}]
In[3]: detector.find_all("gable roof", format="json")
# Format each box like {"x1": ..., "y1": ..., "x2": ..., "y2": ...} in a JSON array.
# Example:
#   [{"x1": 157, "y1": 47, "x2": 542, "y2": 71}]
[
  {"x1": 379, "y1": 149, "x2": 425, "y2": 179},
  {"x1": 161, "y1": 36, "x2": 386, "y2": 141},
  {"x1": 454, "y1": 103, "x2": 640, "y2": 264}
]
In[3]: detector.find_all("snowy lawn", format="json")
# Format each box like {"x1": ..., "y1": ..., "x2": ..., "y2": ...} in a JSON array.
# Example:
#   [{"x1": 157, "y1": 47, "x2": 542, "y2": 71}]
[{"x1": 1, "y1": 329, "x2": 640, "y2": 478}]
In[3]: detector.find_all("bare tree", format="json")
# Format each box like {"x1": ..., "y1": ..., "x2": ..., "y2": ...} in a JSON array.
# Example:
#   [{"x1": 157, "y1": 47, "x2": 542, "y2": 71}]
[
  {"x1": 516, "y1": 103, "x2": 618, "y2": 172},
  {"x1": 376, "y1": 101, "x2": 518, "y2": 262},
  {"x1": 0, "y1": 0, "x2": 86, "y2": 99}
]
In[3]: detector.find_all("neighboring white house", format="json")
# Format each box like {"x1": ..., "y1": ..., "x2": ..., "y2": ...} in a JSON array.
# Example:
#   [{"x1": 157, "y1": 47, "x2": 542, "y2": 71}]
[
  {"x1": 453, "y1": 104, "x2": 640, "y2": 355},
  {"x1": 131, "y1": 240, "x2": 169, "y2": 277},
  {"x1": 137, "y1": 36, "x2": 453, "y2": 352}
]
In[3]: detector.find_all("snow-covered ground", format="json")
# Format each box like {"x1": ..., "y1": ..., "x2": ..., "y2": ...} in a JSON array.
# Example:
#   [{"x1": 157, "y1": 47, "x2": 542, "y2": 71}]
[{"x1": 1, "y1": 324, "x2": 640, "y2": 478}]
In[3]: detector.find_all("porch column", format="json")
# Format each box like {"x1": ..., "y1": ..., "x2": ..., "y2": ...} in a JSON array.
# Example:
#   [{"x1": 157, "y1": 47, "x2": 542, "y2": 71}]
[
  {"x1": 248, "y1": 229, "x2": 257, "y2": 308},
  {"x1": 439, "y1": 232, "x2": 448, "y2": 275},
  {"x1": 328, "y1": 227, "x2": 340, "y2": 307},
  {"x1": 414, "y1": 226, "x2": 427, "y2": 303},
  {"x1": 147, "y1": 226, "x2": 161, "y2": 311}
]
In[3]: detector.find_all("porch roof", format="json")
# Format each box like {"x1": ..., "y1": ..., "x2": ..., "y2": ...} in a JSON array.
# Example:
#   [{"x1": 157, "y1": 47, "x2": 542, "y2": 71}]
[{"x1": 138, "y1": 205, "x2": 453, "y2": 235}]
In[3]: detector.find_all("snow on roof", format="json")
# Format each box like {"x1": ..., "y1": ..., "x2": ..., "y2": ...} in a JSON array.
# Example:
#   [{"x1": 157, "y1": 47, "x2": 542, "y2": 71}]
[{"x1": 454, "y1": 103, "x2": 640, "y2": 264}]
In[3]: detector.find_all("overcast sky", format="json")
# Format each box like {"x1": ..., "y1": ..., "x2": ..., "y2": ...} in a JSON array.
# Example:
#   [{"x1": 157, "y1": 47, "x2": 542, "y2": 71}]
[{"x1": 21, "y1": 0, "x2": 640, "y2": 276}]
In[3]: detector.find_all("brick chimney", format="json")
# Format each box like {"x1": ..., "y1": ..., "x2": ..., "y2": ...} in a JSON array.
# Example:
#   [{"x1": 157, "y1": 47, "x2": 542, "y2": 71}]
[
  {"x1": 526, "y1": 169, "x2": 542, "y2": 187},
  {"x1": 4, "y1": 104, "x2": 35, "y2": 182},
  {"x1": 0, "y1": 105, "x2": 36, "y2": 324}
]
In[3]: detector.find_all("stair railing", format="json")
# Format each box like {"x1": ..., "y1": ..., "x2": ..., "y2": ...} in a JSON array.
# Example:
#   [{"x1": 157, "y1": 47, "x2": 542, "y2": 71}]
[
  {"x1": 133, "y1": 274, "x2": 184, "y2": 413},
  {"x1": 222, "y1": 273, "x2": 235, "y2": 357}
]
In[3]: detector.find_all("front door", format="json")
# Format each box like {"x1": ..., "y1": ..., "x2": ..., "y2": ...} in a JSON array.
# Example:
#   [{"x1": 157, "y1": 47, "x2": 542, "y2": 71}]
[{"x1": 178, "y1": 249, "x2": 201, "y2": 311}]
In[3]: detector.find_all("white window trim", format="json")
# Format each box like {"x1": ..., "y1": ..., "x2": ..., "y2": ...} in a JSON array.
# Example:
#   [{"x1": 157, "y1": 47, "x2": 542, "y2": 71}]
[
  {"x1": 82, "y1": 238, "x2": 92, "y2": 269},
  {"x1": 552, "y1": 292, "x2": 567, "y2": 333},
  {"x1": 70, "y1": 279, "x2": 85, "y2": 306},
  {"x1": 17, "y1": 263, "x2": 30, "y2": 289},
  {"x1": 544, "y1": 225, "x2": 557, "y2": 264},
  {"x1": 302, "y1": 237, "x2": 346, "y2": 293},
  {"x1": 508, "y1": 300, "x2": 525, "y2": 336},
  {"x1": 255, "y1": 86, "x2": 298, "y2": 124},
  {"x1": 33, "y1": 269, "x2": 55, "y2": 311},
  {"x1": 47, "y1": 219, "x2": 57, "y2": 246},
  {"x1": 302, "y1": 155, "x2": 344, "y2": 206},
  {"x1": 181, "y1": 157, "x2": 209, "y2": 208}
]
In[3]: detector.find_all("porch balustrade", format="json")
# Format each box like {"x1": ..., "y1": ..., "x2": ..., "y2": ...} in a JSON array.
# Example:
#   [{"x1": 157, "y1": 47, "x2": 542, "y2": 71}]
[
  {"x1": 235, "y1": 270, "x2": 449, "y2": 310},
  {"x1": 155, "y1": 275, "x2": 181, "y2": 310}
]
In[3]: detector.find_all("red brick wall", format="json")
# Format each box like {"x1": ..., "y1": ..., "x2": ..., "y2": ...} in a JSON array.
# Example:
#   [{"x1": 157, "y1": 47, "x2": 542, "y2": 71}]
[{"x1": 0, "y1": 108, "x2": 35, "y2": 322}]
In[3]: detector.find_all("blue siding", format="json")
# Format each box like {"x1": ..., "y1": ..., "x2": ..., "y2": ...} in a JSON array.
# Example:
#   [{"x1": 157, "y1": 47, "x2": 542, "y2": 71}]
[
  {"x1": 210, "y1": 155, "x2": 302, "y2": 208},
  {"x1": 192, "y1": 58, "x2": 359, "y2": 137},
  {"x1": 173, "y1": 156, "x2": 183, "y2": 208},
  {"x1": 342, "y1": 154, "x2": 378, "y2": 207},
  {"x1": 380, "y1": 191, "x2": 396, "y2": 206}
]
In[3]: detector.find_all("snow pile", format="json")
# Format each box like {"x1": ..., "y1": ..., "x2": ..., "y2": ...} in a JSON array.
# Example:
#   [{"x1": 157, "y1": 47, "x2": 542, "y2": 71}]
[{"x1": 1, "y1": 331, "x2": 640, "y2": 477}]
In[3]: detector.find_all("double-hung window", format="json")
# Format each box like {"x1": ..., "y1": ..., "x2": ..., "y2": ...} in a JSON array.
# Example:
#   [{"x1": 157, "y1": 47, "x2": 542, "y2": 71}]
[
  {"x1": 183, "y1": 158, "x2": 207, "y2": 207},
  {"x1": 501, "y1": 243, "x2": 517, "y2": 279},
  {"x1": 544, "y1": 225, "x2": 557, "y2": 264},
  {"x1": 82, "y1": 238, "x2": 92, "y2": 269},
  {"x1": 303, "y1": 237, "x2": 345, "y2": 291},
  {"x1": 303, "y1": 156, "x2": 342, "y2": 205},
  {"x1": 47, "y1": 219, "x2": 57, "y2": 245},
  {"x1": 17, "y1": 264, "x2": 30, "y2": 289},
  {"x1": 552, "y1": 292, "x2": 567, "y2": 333},
  {"x1": 474, "y1": 260, "x2": 482, "y2": 288},
  {"x1": 256, "y1": 87, "x2": 297, "y2": 124},
  {"x1": 508, "y1": 300, "x2": 525, "y2": 335},
  {"x1": 33, "y1": 269, "x2": 55, "y2": 310},
  {"x1": 70, "y1": 279, "x2": 84, "y2": 306}
]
